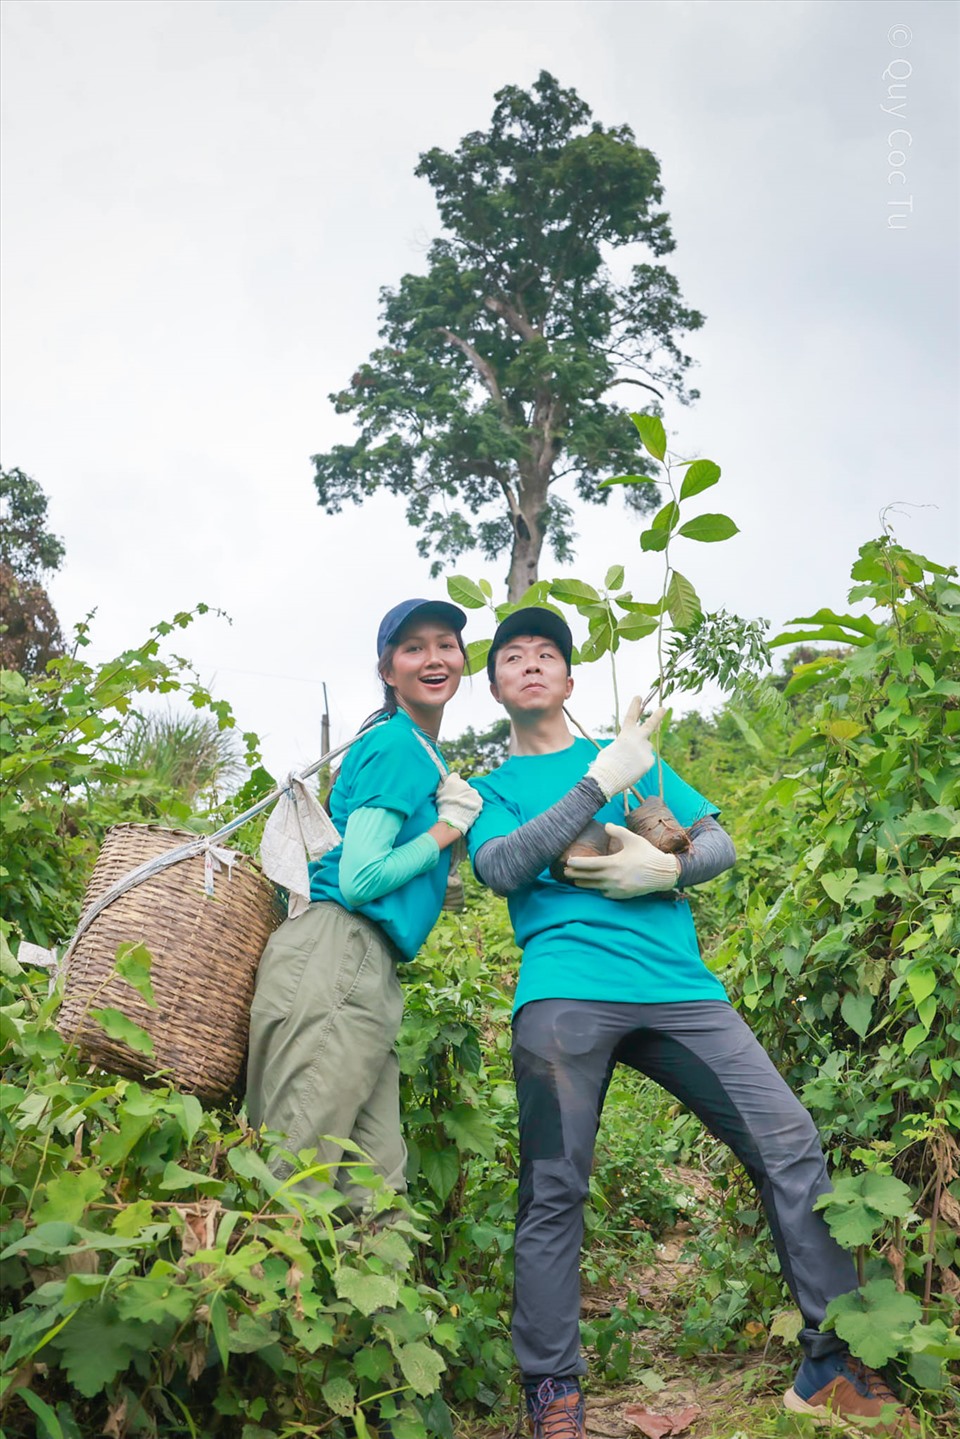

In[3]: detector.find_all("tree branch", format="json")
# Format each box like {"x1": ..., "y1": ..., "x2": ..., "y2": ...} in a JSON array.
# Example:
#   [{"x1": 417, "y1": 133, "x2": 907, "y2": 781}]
[
  {"x1": 438, "y1": 329, "x2": 508, "y2": 414},
  {"x1": 605, "y1": 376, "x2": 664, "y2": 400},
  {"x1": 483, "y1": 295, "x2": 541, "y2": 343}
]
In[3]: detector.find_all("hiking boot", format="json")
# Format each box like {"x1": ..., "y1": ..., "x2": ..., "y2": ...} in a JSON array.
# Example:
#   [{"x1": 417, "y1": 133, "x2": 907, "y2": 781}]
[
  {"x1": 784, "y1": 1351, "x2": 920, "y2": 1435},
  {"x1": 525, "y1": 1377, "x2": 585, "y2": 1439}
]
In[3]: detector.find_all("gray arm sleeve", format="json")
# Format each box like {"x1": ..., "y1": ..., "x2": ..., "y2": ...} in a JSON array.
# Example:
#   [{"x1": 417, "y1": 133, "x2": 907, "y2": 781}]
[
  {"x1": 473, "y1": 777, "x2": 607, "y2": 895},
  {"x1": 676, "y1": 815, "x2": 736, "y2": 886}
]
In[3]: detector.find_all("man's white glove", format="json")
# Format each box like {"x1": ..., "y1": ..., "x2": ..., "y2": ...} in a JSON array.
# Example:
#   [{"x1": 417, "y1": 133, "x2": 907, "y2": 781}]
[
  {"x1": 586, "y1": 700, "x2": 666, "y2": 801},
  {"x1": 564, "y1": 822, "x2": 680, "y2": 899},
  {"x1": 436, "y1": 773, "x2": 483, "y2": 835}
]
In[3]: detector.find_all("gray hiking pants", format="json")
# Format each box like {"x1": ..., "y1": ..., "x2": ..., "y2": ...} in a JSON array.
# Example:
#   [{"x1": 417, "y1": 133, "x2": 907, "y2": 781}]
[
  {"x1": 246, "y1": 901, "x2": 407, "y2": 1206},
  {"x1": 511, "y1": 998, "x2": 858, "y2": 1381}
]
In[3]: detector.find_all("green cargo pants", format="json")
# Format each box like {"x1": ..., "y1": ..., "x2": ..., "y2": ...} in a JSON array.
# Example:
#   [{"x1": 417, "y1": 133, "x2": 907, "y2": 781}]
[{"x1": 245, "y1": 901, "x2": 407, "y2": 1206}]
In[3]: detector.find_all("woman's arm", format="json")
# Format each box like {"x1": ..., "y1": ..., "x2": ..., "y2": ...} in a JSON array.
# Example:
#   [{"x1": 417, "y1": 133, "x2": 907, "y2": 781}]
[{"x1": 339, "y1": 806, "x2": 460, "y2": 908}]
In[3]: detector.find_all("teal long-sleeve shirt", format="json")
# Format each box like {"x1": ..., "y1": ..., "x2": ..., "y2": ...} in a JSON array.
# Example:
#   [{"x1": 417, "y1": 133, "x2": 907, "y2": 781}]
[{"x1": 338, "y1": 807, "x2": 440, "y2": 908}]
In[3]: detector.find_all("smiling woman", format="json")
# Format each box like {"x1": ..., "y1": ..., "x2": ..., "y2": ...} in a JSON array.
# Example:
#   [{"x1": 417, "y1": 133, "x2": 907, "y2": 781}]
[{"x1": 244, "y1": 598, "x2": 484, "y2": 1210}]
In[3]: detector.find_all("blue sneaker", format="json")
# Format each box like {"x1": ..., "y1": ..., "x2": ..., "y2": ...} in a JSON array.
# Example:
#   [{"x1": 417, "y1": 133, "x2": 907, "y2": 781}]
[
  {"x1": 525, "y1": 1377, "x2": 585, "y2": 1439},
  {"x1": 784, "y1": 1351, "x2": 919, "y2": 1434}
]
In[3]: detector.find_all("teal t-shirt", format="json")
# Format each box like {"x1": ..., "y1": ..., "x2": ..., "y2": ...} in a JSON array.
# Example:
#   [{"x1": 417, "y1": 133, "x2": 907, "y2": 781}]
[
  {"x1": 309, "y1": 711, "x2": 450, "y2": 961},
  {"x1": 467, "y1": 738, "x2": 729, "y2": 1013}
]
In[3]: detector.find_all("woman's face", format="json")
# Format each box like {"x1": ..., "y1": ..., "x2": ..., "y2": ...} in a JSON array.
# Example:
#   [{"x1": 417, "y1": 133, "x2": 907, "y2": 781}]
[{"x1": 381, "y1": 620, "x2": 465, "y2": 719}]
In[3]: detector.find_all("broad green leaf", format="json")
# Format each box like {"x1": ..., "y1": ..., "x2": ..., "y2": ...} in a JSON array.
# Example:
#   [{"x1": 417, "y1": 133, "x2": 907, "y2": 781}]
[
  {"x1": 639, "y1": 528, "x2": 669, "y2": 553},
  {"x1": 112, "y1": 1200, "x2": 156, "y2": 1238},
  {"x1": 825, "y1": 720, "x2": 864, "y2": 742},
  {"x1": 226, "y1": 1311, "x2": 276, "y2": 1353},
  {"x1": 398, "y1": 1340, "x2": 446, "y2": 1395},
  {"x1": 679, "y1": 459, "x2": 720, "y2": 500},
  {"x1": 33, "y1": 1170, "x2": 106, "y2": 1226},
  {"x1": 599, "y1": 473, "x2": 651, "y2": 489},
  {"x1": 604, "y1": 565, "x2": 625, "y2": 590},
  {"x1": 651, "y1": 500, "x2": 679, "y2": 532},
  {"x1": 169, "y1": 1093, "x2": 204, "y2": 1145},
  {"x1": 840, "y1": 992, "x2": 873, "y2": 1040},
  {"x1": 159, "y1": 1161, "x2": 225, "y2": 1196},
  {"x1": 577, "y1": 630, "x2": 610, "y2": 664},
  {"x1": 676, "y1": 513, "x2": 739, "y2": 543},
  {"x1": 617, "y1": 614, "x2": 659, "y2": 642},
  {"x1": 906, "y1": 969, "x2": 937, "y2": 1007},
  {"x1": 666, "y1": 571, "x2": 701, "y2": 630},
  {"x1": 335, "y1": 1267, "x2": 399, "y2": 1316},
  {"x1": 445, "y1": 575, "x2": 487, "y2": 609},
  {"x1": 478, "y1": 578, "x2": 493, "y2": 598},
  {"x1": 114, "y1": 942, "x2": 156, "y2": 1008},
  {"x1": 463, "y1": 639, "x2": 491, "y2": 677},
  {"x1": 549, "y1": 580, "x2": 600, "y2": 604},
  {"x1": 441, "y1": 1102, "x2": 498, "y2": 1159},
  {"x1": 770, "y1": 1309, "x2": 804, "y2": 1345},
  {"x1": 48, "y1": 1305, "x2": 146, "y2": 1397},
  {"x1": 90, "y1": 1008, "x2": 154, "y2": 1058},
  {"x1": 353, "y1": 1343, "x2": 395, "y2": 1382},
  {"x1": 322, "y1": 1377, "x2": 356, "y2": 1416},
  {"x1": 62, "y1": 1272, "x2": 108, "y2": 1306},
  {"x1": 419, "y1": 1145, "x2": 460, "y2": 1202},
  {"x1": 825, "y1": 1280, "x2": 922, "y2": 1369},
  {"x1": 772, "y1": 626, "x2": 870, "y2": 648},
  {"x1": 789, "y1": 608, "x2": 878, "y2": 638},
  {"x1": 906, "y1": 1318, "x2": 960, "y2": 1361},
  {"x1": 631, "y1": 413, "x2": 667, "y2": 460},
  {"x1": 116, "y1": 1274, "x2": 195, "y2": 1325},
  {"x1": 20, "y1": 1388, "x2": 65, "y2": 1439},
  {"x1": 821, "y1": 869, "x2": 857, "y2": 906}
]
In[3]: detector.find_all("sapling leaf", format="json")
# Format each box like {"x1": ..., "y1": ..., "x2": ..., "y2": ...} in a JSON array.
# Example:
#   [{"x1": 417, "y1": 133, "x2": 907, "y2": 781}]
[
  {"x1": 677, "y1": 513, "x2": 739, "y2": 543},
  {"x1": 679, "y1": 459, "x2": 721, "y2": 500},
  {"x1": 617, "y1": 614, "x2": 659, "y2": 642},
  {"x1": 445, "y1": 576, "x2": 487, "y2": 609},
  {"x1": 463, "y1": 640, "x2": 491, "y2": 677},
  {"x1": 605, "y1": 565, "x2": 625, "y2": 590},
  {"x1": 90, "y1": 1008, "x2": 155, "y2": 1058},
  {"x1": 631, "y1": 413, "x2": 667, "y2": 460},
  {"x1": 550, "y1": 580, "x2": 600, "y2": 603},
  {"x1": 599, "y1": 473, "x2": 650, "y2": 489},
  {"x1": 640, "y1": 529, "x2": 669, "y2": 553},
  {"x1": 824, "y1": 1280, "x2": 922, "y2": 1369},
  {"x1": 651, "y1": 501, "x2": 679, "y2": 532},
  {"x1": 666, "y1": 572, "x2": 701, "y2": 630}
]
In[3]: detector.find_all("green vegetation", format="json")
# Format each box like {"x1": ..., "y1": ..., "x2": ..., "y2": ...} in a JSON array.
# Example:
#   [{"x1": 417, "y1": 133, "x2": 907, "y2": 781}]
[{"x1": 2, "y1": 463, "x2": 958, "y2": 1434}]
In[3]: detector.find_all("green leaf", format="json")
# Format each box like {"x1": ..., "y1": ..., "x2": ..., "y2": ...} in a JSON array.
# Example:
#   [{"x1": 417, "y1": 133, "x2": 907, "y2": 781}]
[
  {"x1": 397, "y1": 1340, "x2": 446, "y2": 1396},
  {"x1": 604, "y1": 565, "x2": 625, "y2": 591},
  {"x1": 33, "y1": 1170, "x2": 106, "y2": 1226},
  {"x1": 841, "y1": 992, "x2": 874, "y2": 1040},
  {"x1": 599, "y1": 473, "x2": 651, "y2": 489},
  {"x1": 441, "y1": 1102, "x2": 498, "y2": 1159},
  {"x1": 770, "y1": 1309, "x2": 804, "y2": 1345},
  {"x1": 323, "y1": 1377, "x2": 356, "y2": 1417},
  {"x1": 676, "y1": 513, "x2": 739, "y2": 543},
  {"x1": 666, "y1": 571, "x2": 701, "y2": 630},
  {"x1": 906, "y1": 969, "x2": 937, "y2": 1007},
  {"x1": 419, "y1": 1145, "x2": 460, "y2": 1202},
  {"x1": 679, "y1": 459, "x2": 721, "y2": 500},
  {"x1": 49, "y1": 1305, "x2": 145, "y2": 1397},
  {"x1": 789, "y1": 608, "x2": 878, "y2": 638},
  {"x1": 90, "y1": 1008, "x2": 155, "y2": 1058},
  {"x1": 112, "y1": 1200, "x2": 156, "y2": 1238},
  {"x1": 445, "y1": 576, "x2": 487, "y2": 609},
  {"x1": 158, "y1": 1161, "x2": 226, "y2": 1196},
  {"x1": 616, "y1": 614, "x2": 659, "y2": 642},
  {"x1": 19, "y1": 1389, "x2": 65, "y2": 1439},
  {"x1": 631, "y1": 413, "x2": 667, "y2": 460},
  {"x1": 209, "y1": 1293, "x2": 230, "y2": 1368},
  {"x1": 114, "y1": 942, "x2": 156, "y2": 1008},
  {"x1": 639, "y1": 528, "x2": 669, "y2": 553},
  {"x1": 821, "y1": 869, "x2": 857, "y2": 906},
  {"x1": 825, "y1": 1280, "x2": 922, "y2": 1369},
  {"x1": 463, "y1": 639, "x2": 491, "y2": 678},
  {"x1": 651, "y1": 500, "x2": 679, "y2": 532},
  {"x1": 549, "y1": 580, "x2": 600, "y2": 604},
  {"x1": 335, "y1": 1267, "x2": 400, "y2": 1316}
]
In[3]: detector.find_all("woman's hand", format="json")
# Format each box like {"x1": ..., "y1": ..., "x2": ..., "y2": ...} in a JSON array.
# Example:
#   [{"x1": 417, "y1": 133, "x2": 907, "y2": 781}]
[{"x1": 434, "y1": 773, "x2": 483, "y2": 844}]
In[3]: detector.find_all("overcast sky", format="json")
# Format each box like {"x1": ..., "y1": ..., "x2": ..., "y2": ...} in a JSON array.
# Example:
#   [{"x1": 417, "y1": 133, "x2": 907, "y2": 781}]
[{"x1": 2, "y1": 0, "x2": 958, "y2": 780}]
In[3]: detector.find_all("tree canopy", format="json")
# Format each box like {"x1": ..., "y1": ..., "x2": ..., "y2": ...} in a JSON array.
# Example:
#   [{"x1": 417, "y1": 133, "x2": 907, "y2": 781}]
[
  {"x1": 311, "y1": 72, "x2": 704, "y2": 599},
  {"x1": 0, "y1": 468, "x2": 65, "y2": 675}
]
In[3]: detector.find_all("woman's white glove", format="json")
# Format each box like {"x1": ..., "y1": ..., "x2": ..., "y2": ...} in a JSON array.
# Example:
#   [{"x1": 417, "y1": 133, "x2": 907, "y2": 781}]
[
  {"x1": 564, "y1": 822, "x2": 680, "y2": 899},
  {"x1": 436, "y1": 773, "x2": 483, "y2": 835},
  {"x1": 586, "y1": 700, "x2": 666, "y2": 800}
]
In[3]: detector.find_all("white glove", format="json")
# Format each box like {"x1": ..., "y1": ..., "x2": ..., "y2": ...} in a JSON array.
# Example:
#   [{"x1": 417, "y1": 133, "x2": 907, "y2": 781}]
[
  {"x1": 436, "y1": 773, "x2": 483, "y2": 835},
  {"x1": 564, "y1": 822, "x2": 680, "y2": 899},
  {"x1": 586, "y1": 700, "x2": 666, "y2": 801}
]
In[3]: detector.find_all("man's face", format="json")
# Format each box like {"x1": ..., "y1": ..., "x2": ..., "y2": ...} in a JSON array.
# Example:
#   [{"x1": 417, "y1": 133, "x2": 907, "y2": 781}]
[{"x1": 490, "y1": 634, "x2": 573, "y2": 717}]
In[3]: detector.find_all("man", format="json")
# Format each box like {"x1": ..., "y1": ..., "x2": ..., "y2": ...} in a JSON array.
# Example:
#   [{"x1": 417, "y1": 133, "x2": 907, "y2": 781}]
[{"x1": 466, "y1": 608, "x2": 918, "y2": 1439}]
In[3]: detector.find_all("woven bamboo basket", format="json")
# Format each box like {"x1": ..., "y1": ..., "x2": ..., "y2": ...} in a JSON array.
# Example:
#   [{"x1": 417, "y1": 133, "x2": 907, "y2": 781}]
[{"x1": 57, "y1": 824, "x2": 281, "y2": 1101}]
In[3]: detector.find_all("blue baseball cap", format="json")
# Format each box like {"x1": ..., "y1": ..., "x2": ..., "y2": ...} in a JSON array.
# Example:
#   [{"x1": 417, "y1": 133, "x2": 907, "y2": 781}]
[{"x1": 376, "y1": 598, "x2": 467, "y2": 660}]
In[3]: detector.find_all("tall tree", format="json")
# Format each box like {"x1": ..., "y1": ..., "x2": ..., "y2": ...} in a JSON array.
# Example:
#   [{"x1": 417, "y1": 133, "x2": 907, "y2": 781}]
[
  {"x1": 0, "y1": 468, "x2": 65, "y2": 675},
  {"x1": 311, "y1": 72, "x2": 705, "y2": 601}
]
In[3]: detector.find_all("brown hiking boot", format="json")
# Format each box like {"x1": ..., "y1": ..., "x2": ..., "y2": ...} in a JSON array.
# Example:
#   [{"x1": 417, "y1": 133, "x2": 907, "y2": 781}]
[
  {"x1": 784, "y1": 1351, "x2": 920, "y2": 1435},
  {"x1": 526, "y1": 1378, "x2": 585, "y2": 1439}
]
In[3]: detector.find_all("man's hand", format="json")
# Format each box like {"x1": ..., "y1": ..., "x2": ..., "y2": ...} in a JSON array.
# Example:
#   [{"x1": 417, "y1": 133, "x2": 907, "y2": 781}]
[
  {"x1": 436, "y1": 773, "x2": 483, "y2": 835},
  {"x1": 586, "y1": 700, "x2": 666, "y2": 801},
  {"x1": 564, "y1": 822, "x2": 680, "y2": 899}
]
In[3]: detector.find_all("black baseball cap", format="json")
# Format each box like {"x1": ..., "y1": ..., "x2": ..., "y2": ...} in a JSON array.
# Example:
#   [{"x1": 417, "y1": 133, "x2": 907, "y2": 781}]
[
  {"x1": 376, "y1": 599, "x2": 467, "y2": 660},
  {"x1": 486, "y1": 606, "x2": 573, "y2": 681}
]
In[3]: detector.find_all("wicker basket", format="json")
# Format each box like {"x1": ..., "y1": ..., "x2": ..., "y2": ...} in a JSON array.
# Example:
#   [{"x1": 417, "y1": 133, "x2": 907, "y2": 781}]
[{"x1": 57, "y1": 824, "x2": 281, "y2": 1101}]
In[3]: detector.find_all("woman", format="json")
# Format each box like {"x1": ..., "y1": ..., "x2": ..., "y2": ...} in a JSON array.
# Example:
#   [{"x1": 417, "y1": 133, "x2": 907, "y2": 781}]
[{"x1": 246, "y1": 597, "x2": 482, "y2": 1206}]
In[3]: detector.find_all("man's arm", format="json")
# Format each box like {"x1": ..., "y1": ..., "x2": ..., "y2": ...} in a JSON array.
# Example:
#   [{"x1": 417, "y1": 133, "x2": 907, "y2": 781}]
[
  {"x1": 473, "y1": 778, "x2": 607, "y2": 896},
  {"x1": 676, "y1": 815, "x2": 736, "y2": 887}
]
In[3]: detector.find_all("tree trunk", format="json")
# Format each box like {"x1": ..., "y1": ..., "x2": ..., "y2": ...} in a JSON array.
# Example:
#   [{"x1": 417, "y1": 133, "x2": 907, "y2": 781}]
[{"x1": 505, "y1": 485, "x2": 547, "y2": 603}]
